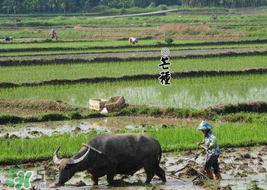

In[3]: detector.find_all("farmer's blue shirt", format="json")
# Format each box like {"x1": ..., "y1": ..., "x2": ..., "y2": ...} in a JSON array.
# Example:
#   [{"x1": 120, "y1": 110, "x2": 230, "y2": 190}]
[{"x1": 204, "y1": 131, "x2": 220, "y2": 156}]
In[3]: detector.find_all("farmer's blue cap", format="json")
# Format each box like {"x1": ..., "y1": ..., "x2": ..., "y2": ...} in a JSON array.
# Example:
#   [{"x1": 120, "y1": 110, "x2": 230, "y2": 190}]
[{"x1": 197, "y1": 121, "x2": 213, "y2": 130}]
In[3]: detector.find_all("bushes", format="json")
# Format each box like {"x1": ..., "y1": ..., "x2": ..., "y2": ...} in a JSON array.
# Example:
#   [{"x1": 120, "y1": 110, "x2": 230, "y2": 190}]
[
  {"x1": 69, "y1": 111, "x2": 83, "y2": 119},
  {"x1": 120, "y1": 8, "x2": 126, "y2": 15},
  {"x1": 90, "y1": 5, "x2": 109, "y2": 13},
  {"x1": 158, "y1": 4, "x2": 168, "y2": 10},
  {"x1": 0, "y1": 115, "x2": 23, "y2": 125},
  {"x1": 39, "y1": 113, "x2": 68, "y2": 121},
  {"x1": 182, "y1": 28, "x2": 201, "y2": 35},
  {"x1": 205, "y1": 29, "x2": 220, "y2": 35},
  {"x1": 148, "y1": 2, "x2": 156, "y2": 8},
  {"x1": 165, "y1": 37, "x2": 174, "y2": 44}
]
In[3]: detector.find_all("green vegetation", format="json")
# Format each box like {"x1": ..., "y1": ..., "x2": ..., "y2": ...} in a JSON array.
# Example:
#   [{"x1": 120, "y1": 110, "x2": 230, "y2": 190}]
[
  {"x1": 0, "y1": 111, "x2": 105, "y2": 125},
  {"x1": 165, "y1": 37, "x2": 174, "y2": 44},
  {"x1": 3, "y1": 43, "x2": 267, "y2": 57},
  {"x1": 1, "y1": 74, "x2": 267, "y2": 109},
  {"x1": 1, "y1": 8, "x2": 267, "y2": 41},
  {"x1": 1, "y1": 55, "x2": 267, "y2": 83},
  {"x1": 0, "y1": 0, "x2": 266, "y2": 16},
  {"x1": 1, "y1": 122, "x2": 266, "y2": 164},
  {"x1": 2, "y1": 100, "x2": 267, "y2": 124},
  {"x1": 1, "y1": 6, "x2": 267, "y2": 169},
  {"x1": 0, "y1": 39, "x2": 160, "y2": 49},
  {"x1": 2, "y1": 38, "x2": 267, "y2": 51},
  {"x1": 0, "y1": 1, "x2": 178, "y2": 14}
]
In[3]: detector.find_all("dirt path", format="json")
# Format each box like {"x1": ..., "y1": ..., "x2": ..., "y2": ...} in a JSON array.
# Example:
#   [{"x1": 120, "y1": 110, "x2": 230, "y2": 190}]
[
  {"x1": 1, "y1": 47, "x2": 266, "y2": 61},
  {"x1": 95, "y1": 9, "x2": 178, "y2": 19}
]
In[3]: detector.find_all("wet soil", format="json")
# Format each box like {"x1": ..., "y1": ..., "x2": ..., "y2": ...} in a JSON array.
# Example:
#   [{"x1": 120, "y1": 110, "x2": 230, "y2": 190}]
[
  {"x1": 0, "y1": 146, "x2": 266, "y2": 190},
  {"x1": 0, "y1": 116, "x2": 201, "y2": 139}
]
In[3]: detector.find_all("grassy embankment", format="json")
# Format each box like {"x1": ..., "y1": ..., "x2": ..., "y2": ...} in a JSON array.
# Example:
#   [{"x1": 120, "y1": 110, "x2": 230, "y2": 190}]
[
  {"x1": 2, "y1": 101, "x2": 267, "y2": 124},
  {"x1": 0, "y1": 122, "x2": 266, "y2": 164}
]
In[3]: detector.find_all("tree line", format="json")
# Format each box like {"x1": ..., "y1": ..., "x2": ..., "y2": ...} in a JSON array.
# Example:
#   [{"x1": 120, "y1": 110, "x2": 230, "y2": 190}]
[{"x1": 0, "y1": 0, "x2": 266, "y2": 14}]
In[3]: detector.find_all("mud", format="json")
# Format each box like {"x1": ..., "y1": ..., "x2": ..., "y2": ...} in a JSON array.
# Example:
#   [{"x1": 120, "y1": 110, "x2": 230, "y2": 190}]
[
  {"x1": 1, "y1": 68, "x2": 267, "y2": 89},
  {"x1": 0, "y1": 116, "x2": 196, "y2": 139},
  {"x1": 0, "y1": 146, "x2": 266, "y2": 189}
]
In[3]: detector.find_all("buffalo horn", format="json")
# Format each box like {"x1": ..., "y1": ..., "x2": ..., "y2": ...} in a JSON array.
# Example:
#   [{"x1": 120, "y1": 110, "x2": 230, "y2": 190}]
[
  {"x1": 67, "y1": 147, "x2": 91, "y2": 165},
  {"x1": 53, "y1": 146, "x2": 62, "y2": 165}
]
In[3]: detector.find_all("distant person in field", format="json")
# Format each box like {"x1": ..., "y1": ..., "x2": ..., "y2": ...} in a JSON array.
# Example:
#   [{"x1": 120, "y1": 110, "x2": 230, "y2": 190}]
[
  {"x1": 49, "y1": 28, "x2": 58, "y2": 41},
  {"x1": 5, "y1": 37, "x2": 13, "y2": 41},
  {"x1": 197, "y1": 121, "x2": 222, "y2": 180},
  {"x1": 129, "y1": 37, "x2": 138, "y2": 45}
]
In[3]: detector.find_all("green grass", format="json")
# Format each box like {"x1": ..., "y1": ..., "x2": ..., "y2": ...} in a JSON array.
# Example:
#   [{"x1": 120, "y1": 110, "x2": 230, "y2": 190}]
[
  {"x1": 0, "y1": 110, "x2": 105, "y2": 125},
  {"x1": 1, "y1": 74, "x2": 267, "y2": 110},
  {"x1": 2, "y1": 14, "x2": 267, "y2": 28},
  {"x1": 1, "y1": 122, "x2": 266, "y2": 164},
  {"x1": 0, "y1": 39, "x2": 159, "y2": 49},
  {"x1": 0, "y1": 55, "x2": 267, "y2": 83}
]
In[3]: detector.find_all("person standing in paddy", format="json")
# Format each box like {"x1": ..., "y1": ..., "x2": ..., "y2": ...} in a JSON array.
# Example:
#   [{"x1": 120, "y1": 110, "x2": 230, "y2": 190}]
[
  {"x1": 197, "y1": 121, "x2": 222, "y2": 180},
  {"x1": 129, "y1": 37, "x2": 138, "y2": 45},
  {"x1": 49, "y1": 28, "x2": 58, "y2": 41}
]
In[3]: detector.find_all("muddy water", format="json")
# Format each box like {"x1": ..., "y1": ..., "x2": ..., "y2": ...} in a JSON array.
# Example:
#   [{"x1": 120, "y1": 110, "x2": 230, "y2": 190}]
[
  {"x1": 0, "y1": 146, "x2": 266, "y2": 190},
  {"x1": 0, "y1": 117, "x2": 199, "y2": 139}
]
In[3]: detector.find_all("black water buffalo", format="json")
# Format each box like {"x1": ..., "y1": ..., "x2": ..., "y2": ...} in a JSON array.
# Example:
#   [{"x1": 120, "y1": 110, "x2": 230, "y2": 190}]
[{"x1": 53, "y1": 133, "x2": 166, "y2": 186}]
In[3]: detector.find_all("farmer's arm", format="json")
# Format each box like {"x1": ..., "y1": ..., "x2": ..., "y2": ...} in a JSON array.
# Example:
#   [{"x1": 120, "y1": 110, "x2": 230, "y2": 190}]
[
  {"x1": 207, "y1": 135, "x2": 217, "y2": 150},
  {"x1": 197, "y1": 139, "x2": 205, "y2": 146}
]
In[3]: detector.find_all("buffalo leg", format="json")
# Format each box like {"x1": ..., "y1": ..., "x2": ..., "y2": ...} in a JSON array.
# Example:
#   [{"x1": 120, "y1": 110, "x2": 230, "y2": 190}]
[
  {"x1": 144, "y1": 167, "x2": 155, "y2": 184},
  {"x1": 155, "y1": 166, "x2": 166, "y2": 182},
  {"x1": 107, "y1": 165, "x2": 118, "y2": 186},
  {"x1": 88, "y1": 173, "x2": 98, "y2": 185},
  {"x1": 107, "y1": 173, "x2": 117, "y2": 186},
  {"x1": 91, "y1": 175, "x2": 99, "y2": 186}
]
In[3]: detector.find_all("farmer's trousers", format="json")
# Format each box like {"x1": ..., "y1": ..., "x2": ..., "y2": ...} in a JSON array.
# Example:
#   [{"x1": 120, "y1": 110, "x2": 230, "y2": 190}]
[{"x1": 204, "y1": 155, "x2": 220, "y2": 174}]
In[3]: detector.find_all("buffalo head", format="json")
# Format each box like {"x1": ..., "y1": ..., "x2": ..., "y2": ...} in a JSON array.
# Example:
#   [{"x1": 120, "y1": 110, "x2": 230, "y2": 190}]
[{"x1": 53, "y1": 146, "x2": 90, "y2": 187}]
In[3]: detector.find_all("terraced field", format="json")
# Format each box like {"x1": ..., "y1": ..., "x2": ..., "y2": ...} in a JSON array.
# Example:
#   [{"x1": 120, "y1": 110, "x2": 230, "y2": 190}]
[
  {"x1": 1, "y1": 7, "x2": 267, "y2": 190},
  {"x1": 1, "y1": 55, "x2": 267, "y2": 83}
]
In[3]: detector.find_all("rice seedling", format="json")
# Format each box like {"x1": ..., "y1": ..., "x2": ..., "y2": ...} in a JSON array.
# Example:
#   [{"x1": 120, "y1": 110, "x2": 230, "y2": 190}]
[
  {"x1": 1, "y1": 43, "x2": 267, "y2": 57},
  {"x1": 0, "y1": 55, "x2": 267, "y2": 83},
  {"x1": 0, "y1": 74, "x2": 266, "y2": 110},
  {"x1": 0, "y1": 122, "x2": 266, "y2": 164}
]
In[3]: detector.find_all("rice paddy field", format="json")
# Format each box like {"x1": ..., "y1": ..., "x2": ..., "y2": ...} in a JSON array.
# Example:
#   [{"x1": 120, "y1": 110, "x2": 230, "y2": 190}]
[
  {"x1": 2, "y1": 43, "x2": 267, "y2": 57},
  {"x1": 1, "y1": 6, "x2": 267, "y2": 190},
  {"x1": 1, "y1": 55, "x2": 267, "y2": 83},
  {"x1": 1, "y1": 74, "x2": 267, "y2": 109}
]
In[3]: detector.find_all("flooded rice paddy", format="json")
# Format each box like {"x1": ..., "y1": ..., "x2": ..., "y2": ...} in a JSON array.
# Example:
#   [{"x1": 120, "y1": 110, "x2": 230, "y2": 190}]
[
  {"x1": 0, "y1": 117, "x2": 266, "y2": 189},
  {"x1": 0, "y1": 146, "x2": 266, "y2": 190},
  {"x1": 0, "y1": 116, "x2": 195, "y2": 139},
  {"x1": 1, "y1": 74, "x2": 267, "y2": 110}
]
